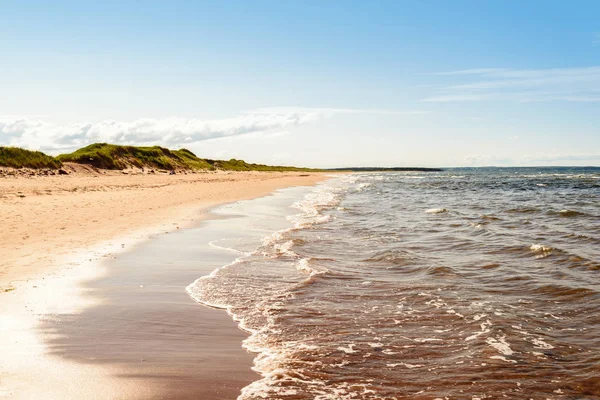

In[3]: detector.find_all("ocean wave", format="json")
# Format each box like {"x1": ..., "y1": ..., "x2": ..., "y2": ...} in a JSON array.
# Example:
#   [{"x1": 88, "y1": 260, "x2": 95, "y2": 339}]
[
  {"x1": 557, "y1": 209, "x2": 587, "y2": 217},
  {"x1": 427, "y1": 265, "x2": 459, "y2": 276},
  {"x1": 354, "y1": 182, "x2": 372, "y2": 192},
  {"x1": 530, "y1": 243, "x2": 553, "y2": 253},
  {"x1": 288, "y1": 180, "x2": 348, "y2": 228},
  {"x1": 505, "y1": 207, "x2": 540, "y2": 214},
  {"x1": 296, "y1": 257, "x2": 325, "y2": 276},
  {"x1": 425, "y1": 208, "x2": 448, "y2": 214},
  {"x1": 273, "y1": 240, "x2": 297, "y2": 257},
  {"x1": 480, "y1": 214, "x2": 501, "y2": 221},
  {"x1": 532, "y1": 284, "x2": 597, "y2": 300},
  {"x1": 362, "y1": 249, "x2": 415, "y2": 263}
]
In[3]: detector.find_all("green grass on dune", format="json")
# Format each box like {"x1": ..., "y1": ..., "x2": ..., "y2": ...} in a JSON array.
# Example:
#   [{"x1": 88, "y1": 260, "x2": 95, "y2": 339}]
[
  {"x1": 57, "y1": 143, "x2": 215, "y2": 170},
  {"x1": 56, "y1": 143, "x2": 317, "y2": 172},
  {"x1": 0, "y1": 147, "x2": 63, "y2": 169},
  {"x1": 1, "y1": 143, "x2": 440, "y2": 173},
  {"x1": 0, "y1": 143, "x2": 318, "y2": 172}
]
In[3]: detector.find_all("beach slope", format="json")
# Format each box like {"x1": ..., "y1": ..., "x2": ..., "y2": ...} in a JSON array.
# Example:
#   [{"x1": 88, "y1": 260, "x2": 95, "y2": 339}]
[{"x1": 0, "y1": 170, "x2": 326, "y2": 399}]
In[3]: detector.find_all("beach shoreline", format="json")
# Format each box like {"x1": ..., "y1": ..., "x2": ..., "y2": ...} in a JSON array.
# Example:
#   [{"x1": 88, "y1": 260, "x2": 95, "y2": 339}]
[{"x1": 0, "y1": 171, "x2": 328, "y2": 399}]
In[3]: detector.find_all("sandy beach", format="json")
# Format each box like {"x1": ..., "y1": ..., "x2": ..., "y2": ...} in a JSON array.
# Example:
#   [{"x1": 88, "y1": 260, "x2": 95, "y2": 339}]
[
  {"x1": 2, "y1": 3, "x2": 598, "y2": 398},
  {"x1": 0, "y1": 169, "x2": 327, "y2": 399}
]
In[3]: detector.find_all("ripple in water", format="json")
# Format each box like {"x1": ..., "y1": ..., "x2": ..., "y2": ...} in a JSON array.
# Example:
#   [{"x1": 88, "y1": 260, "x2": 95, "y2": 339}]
[{"x1": 187, "y1": 168, "x2": 600, "y2": 399}]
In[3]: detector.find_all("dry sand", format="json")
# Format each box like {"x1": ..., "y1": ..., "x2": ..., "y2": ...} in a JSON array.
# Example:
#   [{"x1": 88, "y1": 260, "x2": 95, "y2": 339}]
[{"x1": 0, "y1": 169, "x2": 328, "y2": 399}]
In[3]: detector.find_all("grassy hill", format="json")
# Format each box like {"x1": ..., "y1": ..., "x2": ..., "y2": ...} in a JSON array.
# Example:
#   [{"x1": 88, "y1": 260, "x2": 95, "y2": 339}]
[
  {"x1": 0, "y1": 143, "x2": 316, "y2": 172},
  {"x1": 57, "y1": 143, "x2": 315, "y2": 172},
  {"x1": 56, "y1": 143, "x2": 215, "y2": 170},
  {"x1": 1, "y1": 143, "x2": 447, "y2": 174},
  {"x1": 1, "y1": 143, "x2": 447, "y2": 173},
  {"x1": 0, "y1": 147, "x2": 63, "y2": 169}
]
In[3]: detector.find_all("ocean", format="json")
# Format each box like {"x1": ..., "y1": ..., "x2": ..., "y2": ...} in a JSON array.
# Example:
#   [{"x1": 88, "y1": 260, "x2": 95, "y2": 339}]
[{"x1": 187, "y1": 168, "x2": 600, "y2": 399}]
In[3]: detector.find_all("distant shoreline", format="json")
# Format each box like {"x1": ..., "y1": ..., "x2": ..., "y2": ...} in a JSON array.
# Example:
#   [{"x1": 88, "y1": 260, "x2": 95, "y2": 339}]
[
  {"x1": 0, "y1": 143, "x2": 449, "y2": 174},
  {"x1": 328, "y1": 167, "x2": 443, "y2": 172}
]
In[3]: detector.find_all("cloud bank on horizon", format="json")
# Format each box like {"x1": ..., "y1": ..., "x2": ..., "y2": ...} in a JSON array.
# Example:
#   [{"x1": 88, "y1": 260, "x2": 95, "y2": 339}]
[
  {"x1": 0, "y1": 108, "x2": 424, "y2": 154},
  {"x1": 0, "y1": 108, "x2": 317, "y2": 153}
]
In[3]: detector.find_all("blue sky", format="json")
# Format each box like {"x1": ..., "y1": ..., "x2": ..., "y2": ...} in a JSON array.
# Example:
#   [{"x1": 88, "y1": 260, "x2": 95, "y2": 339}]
[{"x1": 0, "y1": 0, "x2": 599, "y2": 167}]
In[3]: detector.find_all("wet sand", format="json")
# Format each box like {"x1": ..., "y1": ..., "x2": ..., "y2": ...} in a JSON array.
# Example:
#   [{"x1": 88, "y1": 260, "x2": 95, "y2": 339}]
[{"x1": 40, "y1": 217, "x2": 257, "y2": 399}]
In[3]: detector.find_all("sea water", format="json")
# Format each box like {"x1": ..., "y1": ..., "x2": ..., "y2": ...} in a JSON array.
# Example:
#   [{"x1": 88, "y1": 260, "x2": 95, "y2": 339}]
[{"x1": 187, "y1": 168, "x2": 600, "y2": 399}]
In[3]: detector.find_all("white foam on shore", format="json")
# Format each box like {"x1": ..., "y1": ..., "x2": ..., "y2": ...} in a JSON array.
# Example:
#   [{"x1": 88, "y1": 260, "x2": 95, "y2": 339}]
[
  {"x1": 288, "y1": 176, "x2": 352, "y2": 228},
  {"x1": 465, "y1": 319, "x2": 492, "y2": 341},
  {"x1": 531, "y1": 337, "x2": 555, "y2": 349},
  {"x1": 486, "y1": 335, "x2": 514, "y2": 356},
  {"x1": 387, "y1": 362, "x2": 424, "y2": 368},
  {"x1": 186, "y1": 176, "x2": 352, "y2": 400},
  {"x1": 530, "y1": 243, "x2": 553, "y2": 252},
  {"x1": 338, "y1": 344, "x2": 359, "y2": 354},
  {"x1": 490, "y1": 355, "x2": 517, "y2": 363}
]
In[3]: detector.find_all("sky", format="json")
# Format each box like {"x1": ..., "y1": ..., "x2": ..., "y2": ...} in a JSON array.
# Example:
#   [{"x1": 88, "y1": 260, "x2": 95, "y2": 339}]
[{"x1": 0, "y1": 0, "x2": 599, "y2": 167}]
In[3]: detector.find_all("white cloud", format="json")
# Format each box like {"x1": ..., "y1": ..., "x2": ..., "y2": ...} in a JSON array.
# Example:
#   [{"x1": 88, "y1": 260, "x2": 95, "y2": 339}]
[
  {"x1": 0, "y1": 107, "x2": 425, "y2": 154},
  {"x1": 423, "y1": 66, "x2": 600, "y2": 102}
]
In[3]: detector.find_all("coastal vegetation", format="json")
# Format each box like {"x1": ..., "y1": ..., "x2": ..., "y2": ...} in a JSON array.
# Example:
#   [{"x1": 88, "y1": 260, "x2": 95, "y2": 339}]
[
  {"x1": 0, "y1": 147, "x2": 63, "y2": 169},
  {"x1": 1, "y1": 143, "x2": 444, "y2": 173},
  {"x1": 56, "y1": 143, "x2": 215, "y2": 170},
  {"x1": 56, "y1": 143, "x2": 317, "y2": 171},
  {"x1": 203, "y1": 158, "x2": 317, "y2": 172},
  {"x1": 0, "y1": 143, "x2": 316, "y2": 172}
]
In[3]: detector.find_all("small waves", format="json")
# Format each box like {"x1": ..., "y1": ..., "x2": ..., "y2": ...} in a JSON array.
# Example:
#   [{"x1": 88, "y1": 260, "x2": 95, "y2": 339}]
[
  {"x1": 295, "y1": 258, "x2": 331, "y2": 285},
  {"x1": 505, "y1": 207, "x2": 540, "y2": 214},
  {"x1": 532, "y1": 284, "x2": 598, "y2": 301},
  {"x1": 427, "y1": 265, "x2": 459, "y2": 276},
  {"x1": 425, "y1": 207, "x2": 448, "y2": 214},
  {"x1": 556, "y1": 209, "x2": 588, "y2": 217},
  {"x1": 480, "y1": 214, "x2": 502, "y2": 220},
  {"x1": 186, "y1": 176, "x2": 360, "y2": 399},
  {"x1": 186, "y1": 168, "x2": 600, "y2": 399},
  {"x1": 530, "y1": 243, "x2": 554, "y2": 254},
  {"x1": 288, "y1": 177, "x2": 352, "y2": 228}
]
